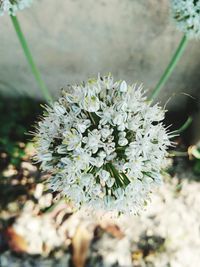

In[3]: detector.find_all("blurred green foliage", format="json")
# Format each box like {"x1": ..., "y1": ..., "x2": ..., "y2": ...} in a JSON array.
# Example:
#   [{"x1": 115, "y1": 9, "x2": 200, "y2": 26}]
[
  {"x1": 193, "y1": 148, "x2": 200, "y2": 175},
  {"x1": 194, "y1": 160, "x2": 200, "y2": 175},
  {"x1": 0, "y1": 95, "x2": 42, "y2": 170}
]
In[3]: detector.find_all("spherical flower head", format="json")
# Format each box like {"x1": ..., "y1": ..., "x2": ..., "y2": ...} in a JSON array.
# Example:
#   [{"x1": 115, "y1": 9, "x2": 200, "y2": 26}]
[
  {"x1": 0, "y1": 0, "x2": 33, "y2": 16},
  {"x1": 171, "y1": 0, "x2": 200, "y2": 38},
  {"x1": 34, "y1": 74, "x2": 173, "y2": 215}
]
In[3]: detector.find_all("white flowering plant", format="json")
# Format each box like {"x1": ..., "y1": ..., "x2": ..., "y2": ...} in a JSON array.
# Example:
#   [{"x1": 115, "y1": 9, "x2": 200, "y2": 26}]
[
  {"x1": 171, "y1": 0, "x2": 200, "y2": 38},
  {"x1": 0, "y1": 0, "x2": 32, "y2": 16},
  {"x1": 34, "y1": 75, "x2": 173, "y2": 214}
]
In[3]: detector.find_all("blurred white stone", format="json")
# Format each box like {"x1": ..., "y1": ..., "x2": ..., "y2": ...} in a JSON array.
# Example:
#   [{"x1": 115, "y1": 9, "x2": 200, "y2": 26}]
[{"x1": 34, "y1": 183, "x2": 44, "y2": 199}]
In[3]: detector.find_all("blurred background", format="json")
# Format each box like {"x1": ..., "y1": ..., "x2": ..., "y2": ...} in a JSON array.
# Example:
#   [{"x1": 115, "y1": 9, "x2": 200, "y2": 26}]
[
  {"x1": 0, "y1": 0, "x2": 200, "y2": 107},
  {"x1": 0, "y1": 0, "x2": 200, "y2": 267}
]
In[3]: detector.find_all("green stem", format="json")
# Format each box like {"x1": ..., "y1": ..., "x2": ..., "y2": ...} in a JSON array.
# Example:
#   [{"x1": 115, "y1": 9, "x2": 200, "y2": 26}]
[
  {"x1": 168, "y1": 151, "x2": 188, "y2": 157},
  {"x1": 149, "y1": 35, "x2": 188, "y2": 101},
  {"x1": 107, "y1": 163, "x2": 123, "y2": 187},
  {"x1": 120, "y1": 172, "x2": 130, "y2": 186},
  {"x1": 174, "y1": 116, "x2": 193, "y2": 134},
  {"x1": 10, "y1": 15, "x2": 52, "y2": 103}
]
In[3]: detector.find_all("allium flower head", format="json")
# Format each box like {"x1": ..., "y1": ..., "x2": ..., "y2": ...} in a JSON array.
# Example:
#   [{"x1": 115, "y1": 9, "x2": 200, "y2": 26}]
[
  {"x1": 34, "y1": 75, "x2": 172, "y2": 215},
  {"x1": 0, "y1": 0, "x2": 32, "y2": 16},
  {"x1": 171, "y1": 0, "x2": 200, "y2": 38}
]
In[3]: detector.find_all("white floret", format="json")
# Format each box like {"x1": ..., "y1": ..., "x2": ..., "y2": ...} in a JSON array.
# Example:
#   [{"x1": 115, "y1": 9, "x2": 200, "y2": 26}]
[
  {"x1": 0, "y1": 0, "x2": 33, "y2": 15},
  {"x1": 171, "y1": 0, "x2": 200, "y2": 38}
]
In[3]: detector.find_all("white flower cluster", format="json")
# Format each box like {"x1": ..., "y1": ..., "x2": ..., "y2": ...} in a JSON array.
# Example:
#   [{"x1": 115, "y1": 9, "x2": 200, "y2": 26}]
[
  {"x1": 171, "y1": 0, "x2": 200, "y2": 38},
  {"x1": 0, "y1": 0, "x2": 32, "y2": 16},
  {"x1": 34, "y1": 75, "x2": 172, "y2": 215}
]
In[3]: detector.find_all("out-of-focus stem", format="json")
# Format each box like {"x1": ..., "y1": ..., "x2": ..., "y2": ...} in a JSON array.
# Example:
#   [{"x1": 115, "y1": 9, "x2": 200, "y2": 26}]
[
  {"x1": 174, "y1": 116, "x2": 193, "y2": 134},
  {"x1": 149, "y1": 35, "x2": 188, "y2": 101},
  {"x1": 10, "y1": 15, "x2": 52, "y2": 103}
]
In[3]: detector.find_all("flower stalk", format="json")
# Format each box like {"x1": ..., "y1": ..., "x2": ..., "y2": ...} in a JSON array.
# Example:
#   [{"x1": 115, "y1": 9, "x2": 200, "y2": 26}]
[
  {"x1": 149, "y1": 35, "x2": 188, "y2": 101},
  {"x1": 10, "y1": 15, "x2": 52, "y2": 103},
  {"x1": 174, "y1": 116, "x2": 193, "y2": 134}
]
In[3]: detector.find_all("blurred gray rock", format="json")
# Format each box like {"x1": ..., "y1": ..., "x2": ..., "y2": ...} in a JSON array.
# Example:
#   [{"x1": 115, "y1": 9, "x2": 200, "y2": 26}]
[
  {"x1": 0, "y1": 252, "x2": 71, "y2": 267},
  {"x1": 0, "y1": 0, "x2": 199, "y2": 112}
]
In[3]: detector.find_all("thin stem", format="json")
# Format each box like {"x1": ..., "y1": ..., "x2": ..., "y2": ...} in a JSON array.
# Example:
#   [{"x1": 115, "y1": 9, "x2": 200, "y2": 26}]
[
  {"x1": 120, "y1": 172, "x2": 131, "y2": 186},
  {"x1": 107, "y1": 163, "x2": 123, "y2": 187},
  {"x1": 168, "y1": 151, "x2": 188, "y2": 157},
  {"x1": 149, "y1": 35, "x2": 188, "y2": 101},
  {"x1": 87, "y1": 111, "x2": 96, "y2": 125},
  {"x1": 173, "y1": 116, "x2": 193, "y2": 134},
  {"x1": 10, "y1": 15, "x2": 52, "y2": 103}
]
